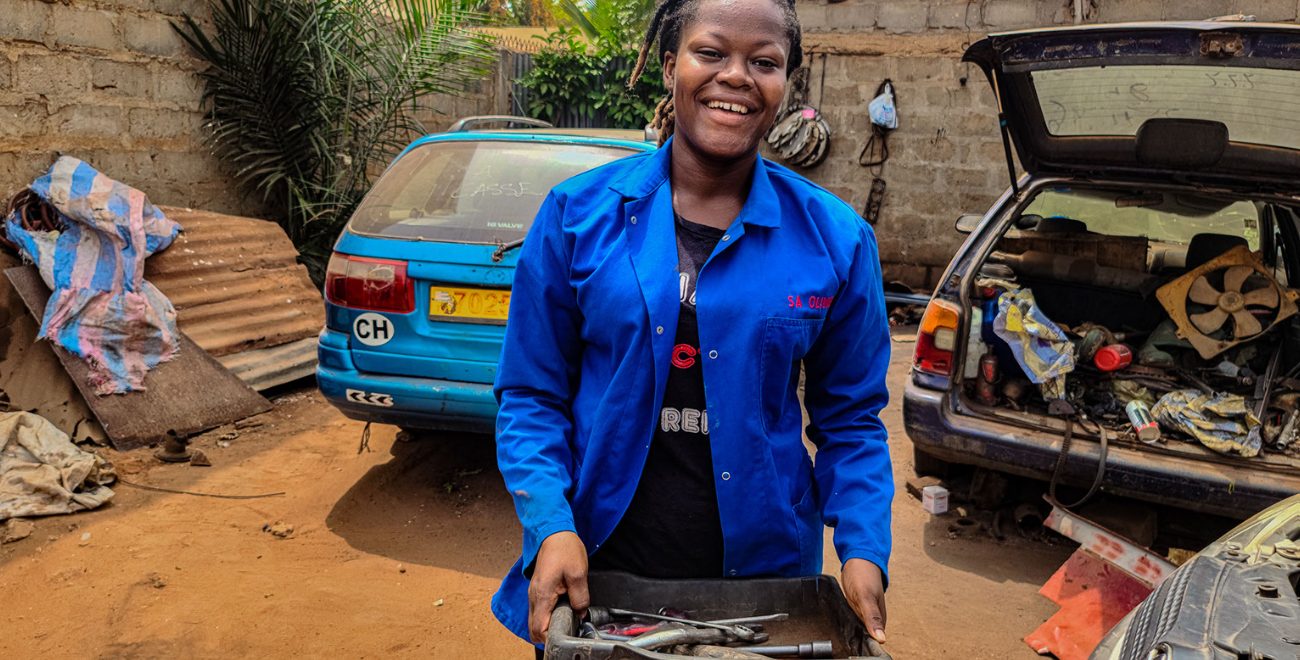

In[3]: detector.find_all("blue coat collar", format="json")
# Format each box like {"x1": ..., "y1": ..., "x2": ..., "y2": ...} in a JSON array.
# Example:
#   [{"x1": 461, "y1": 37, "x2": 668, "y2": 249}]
[{"x1": 608, "y1": 136, "x2": 782, "y2": 229}]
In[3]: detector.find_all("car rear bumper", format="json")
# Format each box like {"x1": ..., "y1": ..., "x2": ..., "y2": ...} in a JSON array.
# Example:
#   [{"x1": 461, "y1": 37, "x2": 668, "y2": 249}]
[
  {"x1": 316, "y1": 330, "x2": 497, "y2": 432},
  {"x1": 903, "y1": 382, "x2": 1300, "y2": 519}
]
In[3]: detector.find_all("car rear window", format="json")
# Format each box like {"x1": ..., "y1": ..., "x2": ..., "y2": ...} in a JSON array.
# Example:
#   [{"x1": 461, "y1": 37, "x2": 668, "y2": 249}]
[
  {"x1": 1021, "y1": 188, "x2": 1261, "y2": 248},
  {"x1": 348, "y1": 140, "x2": 638, "y2": 243},
  {"x1": 1030, "y1": 65, "x2": 1300, "y2": 150}
]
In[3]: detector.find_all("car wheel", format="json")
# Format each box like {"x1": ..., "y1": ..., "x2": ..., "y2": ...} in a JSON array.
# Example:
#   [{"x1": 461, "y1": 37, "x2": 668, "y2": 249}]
[{"x1": 913, "y1": 446, "x2": 952, "y2": 478}]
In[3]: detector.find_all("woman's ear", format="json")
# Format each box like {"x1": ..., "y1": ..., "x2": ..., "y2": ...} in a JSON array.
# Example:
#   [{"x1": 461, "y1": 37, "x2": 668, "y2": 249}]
[{"x1": 661, "y1": 51, "x2": 676, "y2": 94}]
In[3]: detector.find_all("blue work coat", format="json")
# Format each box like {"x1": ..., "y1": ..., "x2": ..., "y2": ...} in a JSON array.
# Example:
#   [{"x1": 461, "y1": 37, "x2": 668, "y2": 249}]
[{"x1": 492, "y1": 139, "x2": 893, "y2": 641}]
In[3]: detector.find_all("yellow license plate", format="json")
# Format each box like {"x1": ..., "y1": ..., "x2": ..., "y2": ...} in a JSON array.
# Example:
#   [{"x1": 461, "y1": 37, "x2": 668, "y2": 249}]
[{"x1": 429, "y1": 286, "x2": 510, "y2": 322}]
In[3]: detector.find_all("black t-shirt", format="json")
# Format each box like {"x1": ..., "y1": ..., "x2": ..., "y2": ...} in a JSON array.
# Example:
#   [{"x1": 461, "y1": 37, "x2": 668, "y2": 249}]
[{"x1": 590, "y1": 215, "x2": 726, "y2": 578}]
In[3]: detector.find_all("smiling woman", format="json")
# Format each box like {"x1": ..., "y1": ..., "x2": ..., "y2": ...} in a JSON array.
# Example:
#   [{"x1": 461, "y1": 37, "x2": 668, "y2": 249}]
[{"x1": 490, "y1": 0, "x2": 895, "y2": 654}]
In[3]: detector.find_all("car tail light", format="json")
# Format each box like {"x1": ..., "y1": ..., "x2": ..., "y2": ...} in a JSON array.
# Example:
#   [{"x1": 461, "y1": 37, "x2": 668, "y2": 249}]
[
  {"x1": 914, "y1": 298, "x2": 961, "y2": 378},
  {"x1": 324, "y1": 253, "x2": 414, "y2": 313}
]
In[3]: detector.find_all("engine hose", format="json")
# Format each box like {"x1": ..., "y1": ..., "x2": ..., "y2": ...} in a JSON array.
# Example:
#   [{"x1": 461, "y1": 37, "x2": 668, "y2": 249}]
[{"x1": 1048, "y1": 415, "x2": 1109, "y2": 509}]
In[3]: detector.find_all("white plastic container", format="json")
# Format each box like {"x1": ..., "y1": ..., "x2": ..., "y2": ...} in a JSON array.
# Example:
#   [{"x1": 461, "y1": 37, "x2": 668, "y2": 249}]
[{"x1": 922, "y1": 485, "x2": 949, "y2": 515}]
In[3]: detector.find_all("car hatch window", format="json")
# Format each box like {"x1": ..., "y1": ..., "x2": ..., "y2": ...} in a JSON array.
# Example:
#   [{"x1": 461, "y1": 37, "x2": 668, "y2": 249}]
[
  {"x1": 349, "y1": 140, "x2": 637, "y2": 243},
  {"x1": 1031, "y1": 65, "x2": 1300, "y2": 151}
]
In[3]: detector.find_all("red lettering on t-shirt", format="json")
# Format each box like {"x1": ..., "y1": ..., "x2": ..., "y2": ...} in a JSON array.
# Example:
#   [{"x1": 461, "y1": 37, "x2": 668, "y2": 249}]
[{"x1": 672, "y1": 344, "x2": 698, "y2": 369}]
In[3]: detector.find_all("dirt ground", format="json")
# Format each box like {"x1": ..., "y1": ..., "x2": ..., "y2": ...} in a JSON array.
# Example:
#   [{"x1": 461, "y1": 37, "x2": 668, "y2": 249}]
[{"x1": 0, "y1": 331, "x2": 1074, "y2": 659}]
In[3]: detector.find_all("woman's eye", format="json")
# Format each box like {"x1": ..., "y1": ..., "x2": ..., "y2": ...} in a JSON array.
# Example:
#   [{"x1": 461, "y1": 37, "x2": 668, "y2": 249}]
[
  {"x1": 698, "y1": 48, "x2": 722, "y2": 60},
  {"x1": 754, "y1": 59, "x2": 779, "y2": 70}
]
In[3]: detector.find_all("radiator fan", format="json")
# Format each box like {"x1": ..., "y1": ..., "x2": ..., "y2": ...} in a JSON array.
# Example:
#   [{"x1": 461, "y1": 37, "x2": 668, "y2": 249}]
[{"x1": 1156, "y1": 245, "x2": 1299, "y2": 359}]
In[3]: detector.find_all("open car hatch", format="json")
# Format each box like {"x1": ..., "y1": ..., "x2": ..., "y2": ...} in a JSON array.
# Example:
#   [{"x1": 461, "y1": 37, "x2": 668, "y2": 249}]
[{"x1": 963, "y1": 22, "x2": 1300, "y2": 190}]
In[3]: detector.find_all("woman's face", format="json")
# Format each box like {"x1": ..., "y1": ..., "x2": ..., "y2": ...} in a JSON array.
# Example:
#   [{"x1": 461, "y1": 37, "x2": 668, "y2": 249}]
[{"x1": 663, "y1": 0, "x2": 790, "y2": 163}]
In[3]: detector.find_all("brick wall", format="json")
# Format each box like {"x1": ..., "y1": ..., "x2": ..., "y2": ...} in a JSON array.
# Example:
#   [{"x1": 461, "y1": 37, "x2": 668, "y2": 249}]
[
  {"x1": 791, "y1": 0, "x2": 1300, "y2": 288},
  {"x1": 0, "y1": 0, "x2": 260, "y2": 215}
]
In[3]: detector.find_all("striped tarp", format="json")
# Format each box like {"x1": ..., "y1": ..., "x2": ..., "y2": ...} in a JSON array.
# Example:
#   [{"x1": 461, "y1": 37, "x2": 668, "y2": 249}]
[{"x1": 5, "y1": 157, "x2": 181, "y2": 395}]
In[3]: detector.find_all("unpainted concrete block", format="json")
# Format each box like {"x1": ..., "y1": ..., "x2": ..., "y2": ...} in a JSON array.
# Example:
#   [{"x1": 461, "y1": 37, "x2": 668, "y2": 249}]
[
  {"x1": 982, "y1": 0, "x2": 1041, "y2": 28},
  {"x1": 877, "y1": 2, "x2": 929, "y2": 33},
  {"x1": 834, "y1": 0, "x2": 879, "y2": 30},
  {"x1": 128, "y1": 107, "x2": 202, "y2": 139},
  {"x1": 893, "y1": 57, "x2": 956, "y2": 82},
  {"x1": 0, "y1": 0, "x2": 49, "y2": 43},
  {"x1": 50, "y1": 5, "x2": 121, "y2": 51},
  {"x1": 881, "y1": 262, "x2": 936, "y2": 290},
  {"x1": 1096, "y1": 0, "x2": 1164, "y2": 22},
  {"x1": 91, "y1": 59, "x2": 153, "y2": 98},
  {"x1": 51, "y1": 104, "x2": 127, "y2": 138},
  {"x1": 1160, "y1": 0, "x2": 1228, "y2": 20},
  {"x1": 123, "y1": 13, "x2": 185, "y2": 57},
  {"x1": 0, "y1": 102, "x2": 49, "y2": 139},
  {"x1": 153, "y1": 0, "x2": 207, "y2": 17},
  {"x1": 1245, "y1": 0, "x2": 1300, "y2": 21},
  {"x1": 16, "y1": 54, "x2": 92, "y2": 97},
  {"x1": 154, "y1": 64, "x2": 200, "y2": 106},
  {"x1": 153, "y1": 149, "x2": 219, "y2": 181},
  {"x1": 940, "y1": 165, "x2": 994, "y2": 191},
  {"x1": 79, "y1": 150, "x2": 157, "y2": 183},
  {"x1": 928, "y1": 2, "x2": 980, "y2": 29},
  {"x1": 797, "y1": 2, "x2": 831, "y2": 31}
]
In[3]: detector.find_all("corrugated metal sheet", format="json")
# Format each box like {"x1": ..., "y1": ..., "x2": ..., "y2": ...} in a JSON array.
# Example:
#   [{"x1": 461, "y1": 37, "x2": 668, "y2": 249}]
[
  {"x1": 217, "y1": 336, "x2": 319, "y2": 392},
  {"x1": 145, "y1": 206, "x2": 325, "y2": 390}
]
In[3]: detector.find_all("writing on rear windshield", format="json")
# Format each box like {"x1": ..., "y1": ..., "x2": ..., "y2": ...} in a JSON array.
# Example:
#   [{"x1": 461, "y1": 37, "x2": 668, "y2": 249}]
[
  {"x1": 452, "y1": 182, "x2": 544, "y2": 199},
  {"x1": 1030, "y1": 65, "x2": 1300, "y2": 151}
]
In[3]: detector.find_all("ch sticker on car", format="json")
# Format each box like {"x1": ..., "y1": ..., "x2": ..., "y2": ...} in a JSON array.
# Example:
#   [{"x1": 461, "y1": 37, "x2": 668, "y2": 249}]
[
  {"x1": 346, "y1": 389, "x2": 394, "y2": 407},
  {"x1": 353, "y1": 312, "x2": 394, "y2": 346}
]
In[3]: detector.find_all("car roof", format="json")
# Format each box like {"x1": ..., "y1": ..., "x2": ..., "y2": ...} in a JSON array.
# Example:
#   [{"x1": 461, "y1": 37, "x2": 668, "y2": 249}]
[
  {"x1": 396, "y1": 129, "x2": 656, "y2": 160},
  {"x1": 478, "y1": 128, "x2": 650, "y2": 141}
]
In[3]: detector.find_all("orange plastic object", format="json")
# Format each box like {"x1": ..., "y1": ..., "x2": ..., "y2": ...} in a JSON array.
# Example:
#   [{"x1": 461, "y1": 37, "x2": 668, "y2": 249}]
[{"x1": 1023, "y1": 549, "x2": 1152, "y2": 660}]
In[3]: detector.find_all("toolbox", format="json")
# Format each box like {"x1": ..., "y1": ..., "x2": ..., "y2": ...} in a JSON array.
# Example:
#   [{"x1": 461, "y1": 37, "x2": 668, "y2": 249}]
[{"x1": 544, "y1": 572, "x2": 891, "y2": 659}]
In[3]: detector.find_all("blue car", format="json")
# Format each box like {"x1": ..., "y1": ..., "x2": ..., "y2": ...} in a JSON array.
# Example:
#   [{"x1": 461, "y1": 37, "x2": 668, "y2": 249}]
[{"x1": 317, "y1": 118, "x2": 656, "y2": 433}]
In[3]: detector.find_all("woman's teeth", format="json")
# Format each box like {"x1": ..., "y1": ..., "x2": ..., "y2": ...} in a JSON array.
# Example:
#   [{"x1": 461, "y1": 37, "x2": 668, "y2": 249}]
[{"x1": 706, "y1": 101, "x2": 750, "y2": 115}]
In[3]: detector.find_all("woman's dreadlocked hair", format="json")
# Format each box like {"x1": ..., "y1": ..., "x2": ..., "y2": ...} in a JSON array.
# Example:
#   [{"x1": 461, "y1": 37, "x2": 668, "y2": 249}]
[{"x1": 628, "y1": 0, "x2": 802, "y2": 146}]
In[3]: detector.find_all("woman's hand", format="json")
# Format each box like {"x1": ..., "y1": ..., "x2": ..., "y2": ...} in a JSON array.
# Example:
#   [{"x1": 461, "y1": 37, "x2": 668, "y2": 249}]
[
  {"x1": 842, "y1": 558, "x2": 887, "y2": 643},
  {"x1": 528, "y1": 531, "x2": 589, "y2": 644}
]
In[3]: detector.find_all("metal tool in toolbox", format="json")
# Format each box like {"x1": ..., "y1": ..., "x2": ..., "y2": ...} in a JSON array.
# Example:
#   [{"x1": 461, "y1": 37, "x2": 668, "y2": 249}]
[
  {"x1": 544, "y1": 573, "x2": 892, "y2": 660},
  {"x1": 553, "y1": 602, "x2": 891, "y2": 659}
]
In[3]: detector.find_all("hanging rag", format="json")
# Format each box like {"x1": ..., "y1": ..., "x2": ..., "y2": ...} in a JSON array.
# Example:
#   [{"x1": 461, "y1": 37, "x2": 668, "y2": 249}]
[
  {"x1": 1151, "y1": 389, "x2": 1262, "y2": 457},
  {"x1": 3, "y1": 157, "x2": 181, "y2": 394},
  {"x1": 0, "y1": 411, "x2": 115, "y2": 520},
  {"x1": 992, "y1": 288, "x2": 1076, "y2": 400}
]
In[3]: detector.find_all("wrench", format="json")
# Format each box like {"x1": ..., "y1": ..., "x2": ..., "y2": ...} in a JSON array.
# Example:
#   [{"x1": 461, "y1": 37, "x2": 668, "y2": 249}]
[
  {"x1": 625, "y1": 626, "x2": 731, "y2": 649},
  {"x1": 587, "y1": 607, "x2": 760, "y2": 642},
  {"x1": 706, "y1": 613, "x2": 789, "y2": 626}
]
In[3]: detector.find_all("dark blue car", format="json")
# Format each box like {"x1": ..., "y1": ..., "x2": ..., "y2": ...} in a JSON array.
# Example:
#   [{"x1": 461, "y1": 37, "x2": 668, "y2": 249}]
[{"x1": 317, "y1": 120, "x2": 656, "y2": 433}]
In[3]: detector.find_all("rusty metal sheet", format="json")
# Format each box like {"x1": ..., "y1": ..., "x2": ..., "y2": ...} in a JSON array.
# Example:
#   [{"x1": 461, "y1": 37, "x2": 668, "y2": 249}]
[
  {"x1": 146, "y1": 206, "x2": 325, "y2": 359},
  {"x1": 5, "y1": 265, "x2": 272, "y2": 451}
]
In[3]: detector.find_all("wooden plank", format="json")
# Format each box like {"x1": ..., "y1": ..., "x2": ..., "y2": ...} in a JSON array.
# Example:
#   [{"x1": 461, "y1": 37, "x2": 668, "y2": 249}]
[{"x1": 5, "y1": 266, "x2": 272, "y2": 451}]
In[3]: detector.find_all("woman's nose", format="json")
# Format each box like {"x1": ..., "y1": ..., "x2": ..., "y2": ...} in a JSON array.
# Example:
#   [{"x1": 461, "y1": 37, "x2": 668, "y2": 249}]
[{"x1": 715, "y1": 56, "x2": 753, "y2": 88}]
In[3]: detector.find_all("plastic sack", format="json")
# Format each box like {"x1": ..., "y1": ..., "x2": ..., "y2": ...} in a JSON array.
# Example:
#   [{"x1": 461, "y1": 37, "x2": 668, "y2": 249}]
[
  {"x1": 868, "y1": 82, "x2": 897, "y2": 130},
  {"x1": 1151, "y1": 389, "x2": 1262, "y2": 458},
  {"x1": 992, "y1": 288, "x2": 1075, "y2": 399}
]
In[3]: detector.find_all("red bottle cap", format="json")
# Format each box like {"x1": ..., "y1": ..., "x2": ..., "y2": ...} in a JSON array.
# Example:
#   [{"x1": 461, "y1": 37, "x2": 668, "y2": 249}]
[{"x1": 1094, "y1": 344, "x2": 1133, "y2": 372}]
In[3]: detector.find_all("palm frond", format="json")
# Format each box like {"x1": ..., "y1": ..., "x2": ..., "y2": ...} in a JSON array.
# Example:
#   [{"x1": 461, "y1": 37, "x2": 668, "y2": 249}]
[{"x1": 175, "y1": 0, "x2": 494, "y2": 281}]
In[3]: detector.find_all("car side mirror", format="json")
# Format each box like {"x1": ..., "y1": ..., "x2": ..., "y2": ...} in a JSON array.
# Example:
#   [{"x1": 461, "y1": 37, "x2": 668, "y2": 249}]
[{"x1": 955, "y1": 213, "x2": 982, "y2": 234}]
